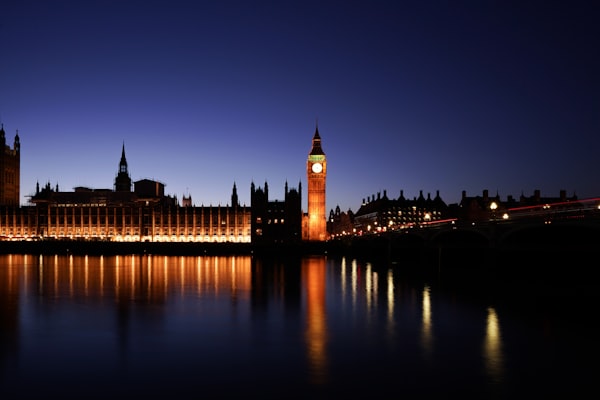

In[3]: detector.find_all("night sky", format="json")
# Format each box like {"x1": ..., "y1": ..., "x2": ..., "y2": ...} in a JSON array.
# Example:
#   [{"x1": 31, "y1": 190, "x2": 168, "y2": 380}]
[{"x1": 1, "y1": 0, "x2": 598, "y2": 213}]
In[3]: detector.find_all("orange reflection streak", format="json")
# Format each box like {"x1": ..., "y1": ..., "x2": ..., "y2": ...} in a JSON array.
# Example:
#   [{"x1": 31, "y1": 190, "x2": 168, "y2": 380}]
[
  {"x1": 84, "y1": 255, "x2": 89, "y2": 296},
  {"x1": 23, "y1": 255, "x2": 29, "y2": 297},
  {"x1": 163, "y1": 256, "x2": 168, "y2": 298},
  {"x1": 0, "y1": 255, "x2": 25, "y2": 349},
  {"x1": 100, "y1": 256, "x2": 104, "y2": 293},
  {"x1": 231, "y1": 257, "x2": 236, "y2": 294},
  {"x1": 196, "y1": 258, "x2": 202, "y2": 297},
  {"x1": 145, "y1": 256, "x2": 151, "y2": 300},
  {"x1": 302, "y1": 256, "x2": 328, "y2": 385},
  {"x1": 130, "y1": 255, "x2": 136, "y2": 299},
  {"x1": 39, "y1": 255, "x2": 44, "y2": 295},
  {"x1": 115, "y1": 255, "x2": 120, "y2": 290},
  {"x1": 180, "y1": 256, "x2": 185, "y2": 296},
  {"x1": 53, "y1": 255, "x2": 58, "y2": 294},
  {"x1": 0, "y1": 254, "x2": 23, "y2": 301},
  {"x1": 214, "y1": 257, "x2": 219, "y2": 295},
  {"x1": 0, "y1": 255, "x2": 252, "y2": 306},
  {"x1": 69, "y1": 255, "x2": 74, "y2": 298}
]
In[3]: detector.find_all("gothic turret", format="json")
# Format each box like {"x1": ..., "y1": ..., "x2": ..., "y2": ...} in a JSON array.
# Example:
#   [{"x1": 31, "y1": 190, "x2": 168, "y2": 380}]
[
  {"x1": 114, "y1": 143, "x2": 132, "y2": 192},
  {"x1": 231, "y1": 182, "x2": 239, "y2": 207}
]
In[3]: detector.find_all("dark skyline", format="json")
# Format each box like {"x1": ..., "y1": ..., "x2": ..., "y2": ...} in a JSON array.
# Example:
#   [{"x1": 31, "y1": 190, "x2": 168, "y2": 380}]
[{"x1": 1, "y1": 1, "x2": 598, "y2": 212}]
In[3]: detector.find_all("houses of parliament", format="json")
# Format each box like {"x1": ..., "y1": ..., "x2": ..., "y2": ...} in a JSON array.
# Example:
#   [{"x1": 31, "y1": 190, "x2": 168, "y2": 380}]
[
  {"x1": 0, "y1": 124, "x2": 328, "y2": 244},
  {"x1": 1, "y1": 122, "x2": 584, "y2": 246}
]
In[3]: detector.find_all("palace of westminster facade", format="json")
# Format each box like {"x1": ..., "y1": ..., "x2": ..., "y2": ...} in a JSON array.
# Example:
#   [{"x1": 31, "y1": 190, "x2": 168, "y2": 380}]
[{"x1": 0, "y1": 124, "x2": 328, "y2": 244}]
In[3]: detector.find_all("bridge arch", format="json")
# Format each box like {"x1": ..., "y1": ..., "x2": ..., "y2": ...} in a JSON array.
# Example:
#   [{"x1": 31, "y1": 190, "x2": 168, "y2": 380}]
[
  {"x1": 498, "y1": 221, "x2": 600, "y2": 247},
  {"x1": 429, "y1": 228, "x2": 490, "y2": 248}
]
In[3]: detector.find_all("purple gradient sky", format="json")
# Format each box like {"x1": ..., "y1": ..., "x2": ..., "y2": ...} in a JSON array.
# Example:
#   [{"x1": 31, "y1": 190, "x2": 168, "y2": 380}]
[{"x1": 1, "y1": 0, "x2": 598, "y2": 212}]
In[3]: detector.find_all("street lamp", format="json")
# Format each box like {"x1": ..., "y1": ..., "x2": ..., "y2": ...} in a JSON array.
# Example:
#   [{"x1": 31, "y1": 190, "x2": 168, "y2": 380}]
[{"x1": 490, "y1": 201, "x2": 498, "y2": 221}]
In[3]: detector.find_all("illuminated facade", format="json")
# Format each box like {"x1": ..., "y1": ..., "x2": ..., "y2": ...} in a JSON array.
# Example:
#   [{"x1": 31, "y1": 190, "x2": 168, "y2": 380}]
[
  {"x1": 0, "y1": 129, "x2": 326, "y2": 243},
  {"x1": 0, "y1": 146, "x2": 251, "y2": 242},
  {"x1": 0, "y1": 124, "x2": 20, "y2": 207},
  {"x1": 304, "y1": 126, "x2": 327, "y2": 241},
  {"x1": 352, "y1": 189, "x2": 447, "y2": 234}
]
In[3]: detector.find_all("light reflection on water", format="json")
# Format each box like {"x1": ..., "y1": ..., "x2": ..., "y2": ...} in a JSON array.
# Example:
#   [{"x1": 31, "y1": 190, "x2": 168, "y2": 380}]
[
  {"x1": 421, "y1": 284, "x2": 433, "y2": 360},
  {"x1": 0, "y1": 253, "x2": 597, "y2": 398},
  {"x1": 303, "y1": 256, "x2": 328, "y2": 385},
  {"x1": 484, "y1": 306, "x2": 504, "y2": 384}
]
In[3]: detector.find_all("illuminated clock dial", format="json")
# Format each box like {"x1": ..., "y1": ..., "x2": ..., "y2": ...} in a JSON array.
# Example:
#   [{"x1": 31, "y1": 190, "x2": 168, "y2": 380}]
[{"x1": 311, "y1": 162, "x2": 323, "y2": 173}]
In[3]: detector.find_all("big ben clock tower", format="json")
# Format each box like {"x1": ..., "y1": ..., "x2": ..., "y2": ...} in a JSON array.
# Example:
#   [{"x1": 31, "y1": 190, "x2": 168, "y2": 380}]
[{"x1": 306, "y1": 125, "x2": 327, "y2": 241}]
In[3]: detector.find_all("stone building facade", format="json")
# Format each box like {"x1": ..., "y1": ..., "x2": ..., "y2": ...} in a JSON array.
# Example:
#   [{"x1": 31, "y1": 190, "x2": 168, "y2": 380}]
[{"x1": 1, "y1": 145, "x2": 252, "y2": 242}]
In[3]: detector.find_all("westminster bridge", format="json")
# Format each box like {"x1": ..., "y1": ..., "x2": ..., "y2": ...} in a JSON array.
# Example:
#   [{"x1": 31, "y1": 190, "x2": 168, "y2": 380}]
[{"x1": 326, "y1": 217, "x2": 600, "y2": 270}]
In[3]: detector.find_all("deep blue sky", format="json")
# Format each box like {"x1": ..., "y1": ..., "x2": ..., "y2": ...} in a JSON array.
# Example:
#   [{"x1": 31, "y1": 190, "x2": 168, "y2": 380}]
[{"x1": 1, "y1": 0, "x2": 598, "y2": 212}]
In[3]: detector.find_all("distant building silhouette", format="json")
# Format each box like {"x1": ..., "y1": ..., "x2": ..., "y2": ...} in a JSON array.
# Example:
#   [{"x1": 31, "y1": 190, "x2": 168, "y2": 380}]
[
  {"x1": 349, "y1": 189, "x2": 448, "y2": 234},
  {"x1": 448, "y1": 189, "x2": 579, "y2": 222},
  {"x1": 250, "y1": 180, "x2": 302, "y2": 244},
  {"x1": 328, "y1": 205, "x2": 354, "y2": 237}
]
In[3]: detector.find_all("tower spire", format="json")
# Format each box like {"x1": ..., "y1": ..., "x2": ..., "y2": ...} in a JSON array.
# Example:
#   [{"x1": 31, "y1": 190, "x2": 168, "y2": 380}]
[
  {"x1": 120, "y1": 142, "x2": 127, "y2": 171},
  {"x1": 115, "y1": 142, "x2": 132, "y2": 192},
  {"x1": 310, "y1": 124, "x2": 324, "y2": 156}
]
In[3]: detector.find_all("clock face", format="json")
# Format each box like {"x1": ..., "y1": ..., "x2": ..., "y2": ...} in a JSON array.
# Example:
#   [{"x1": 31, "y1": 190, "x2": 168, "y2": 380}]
[{"x1": 311, "y1": 162, "x2": 323, "y2": 173}]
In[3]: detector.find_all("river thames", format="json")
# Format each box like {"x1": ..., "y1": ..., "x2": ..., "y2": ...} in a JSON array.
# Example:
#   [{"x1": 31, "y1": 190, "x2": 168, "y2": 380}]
[{"x1": 0, "y1": 251, "x2": 597, "y2": 399}]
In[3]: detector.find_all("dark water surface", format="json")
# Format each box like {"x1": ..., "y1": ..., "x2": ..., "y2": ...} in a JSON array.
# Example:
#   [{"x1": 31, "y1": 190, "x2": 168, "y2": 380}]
[{"x1": 0, "y1": 253, "x2": 597, "y2": 399}]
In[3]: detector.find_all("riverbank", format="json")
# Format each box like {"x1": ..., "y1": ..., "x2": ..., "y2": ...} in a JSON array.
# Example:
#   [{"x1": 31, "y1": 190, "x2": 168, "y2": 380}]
[
  {"x1": 1, "y1": 237, "x2": 596, "y2": 263},
  {"x1": 0, "y1": 239, "x2": 331, "y2": 257}
]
